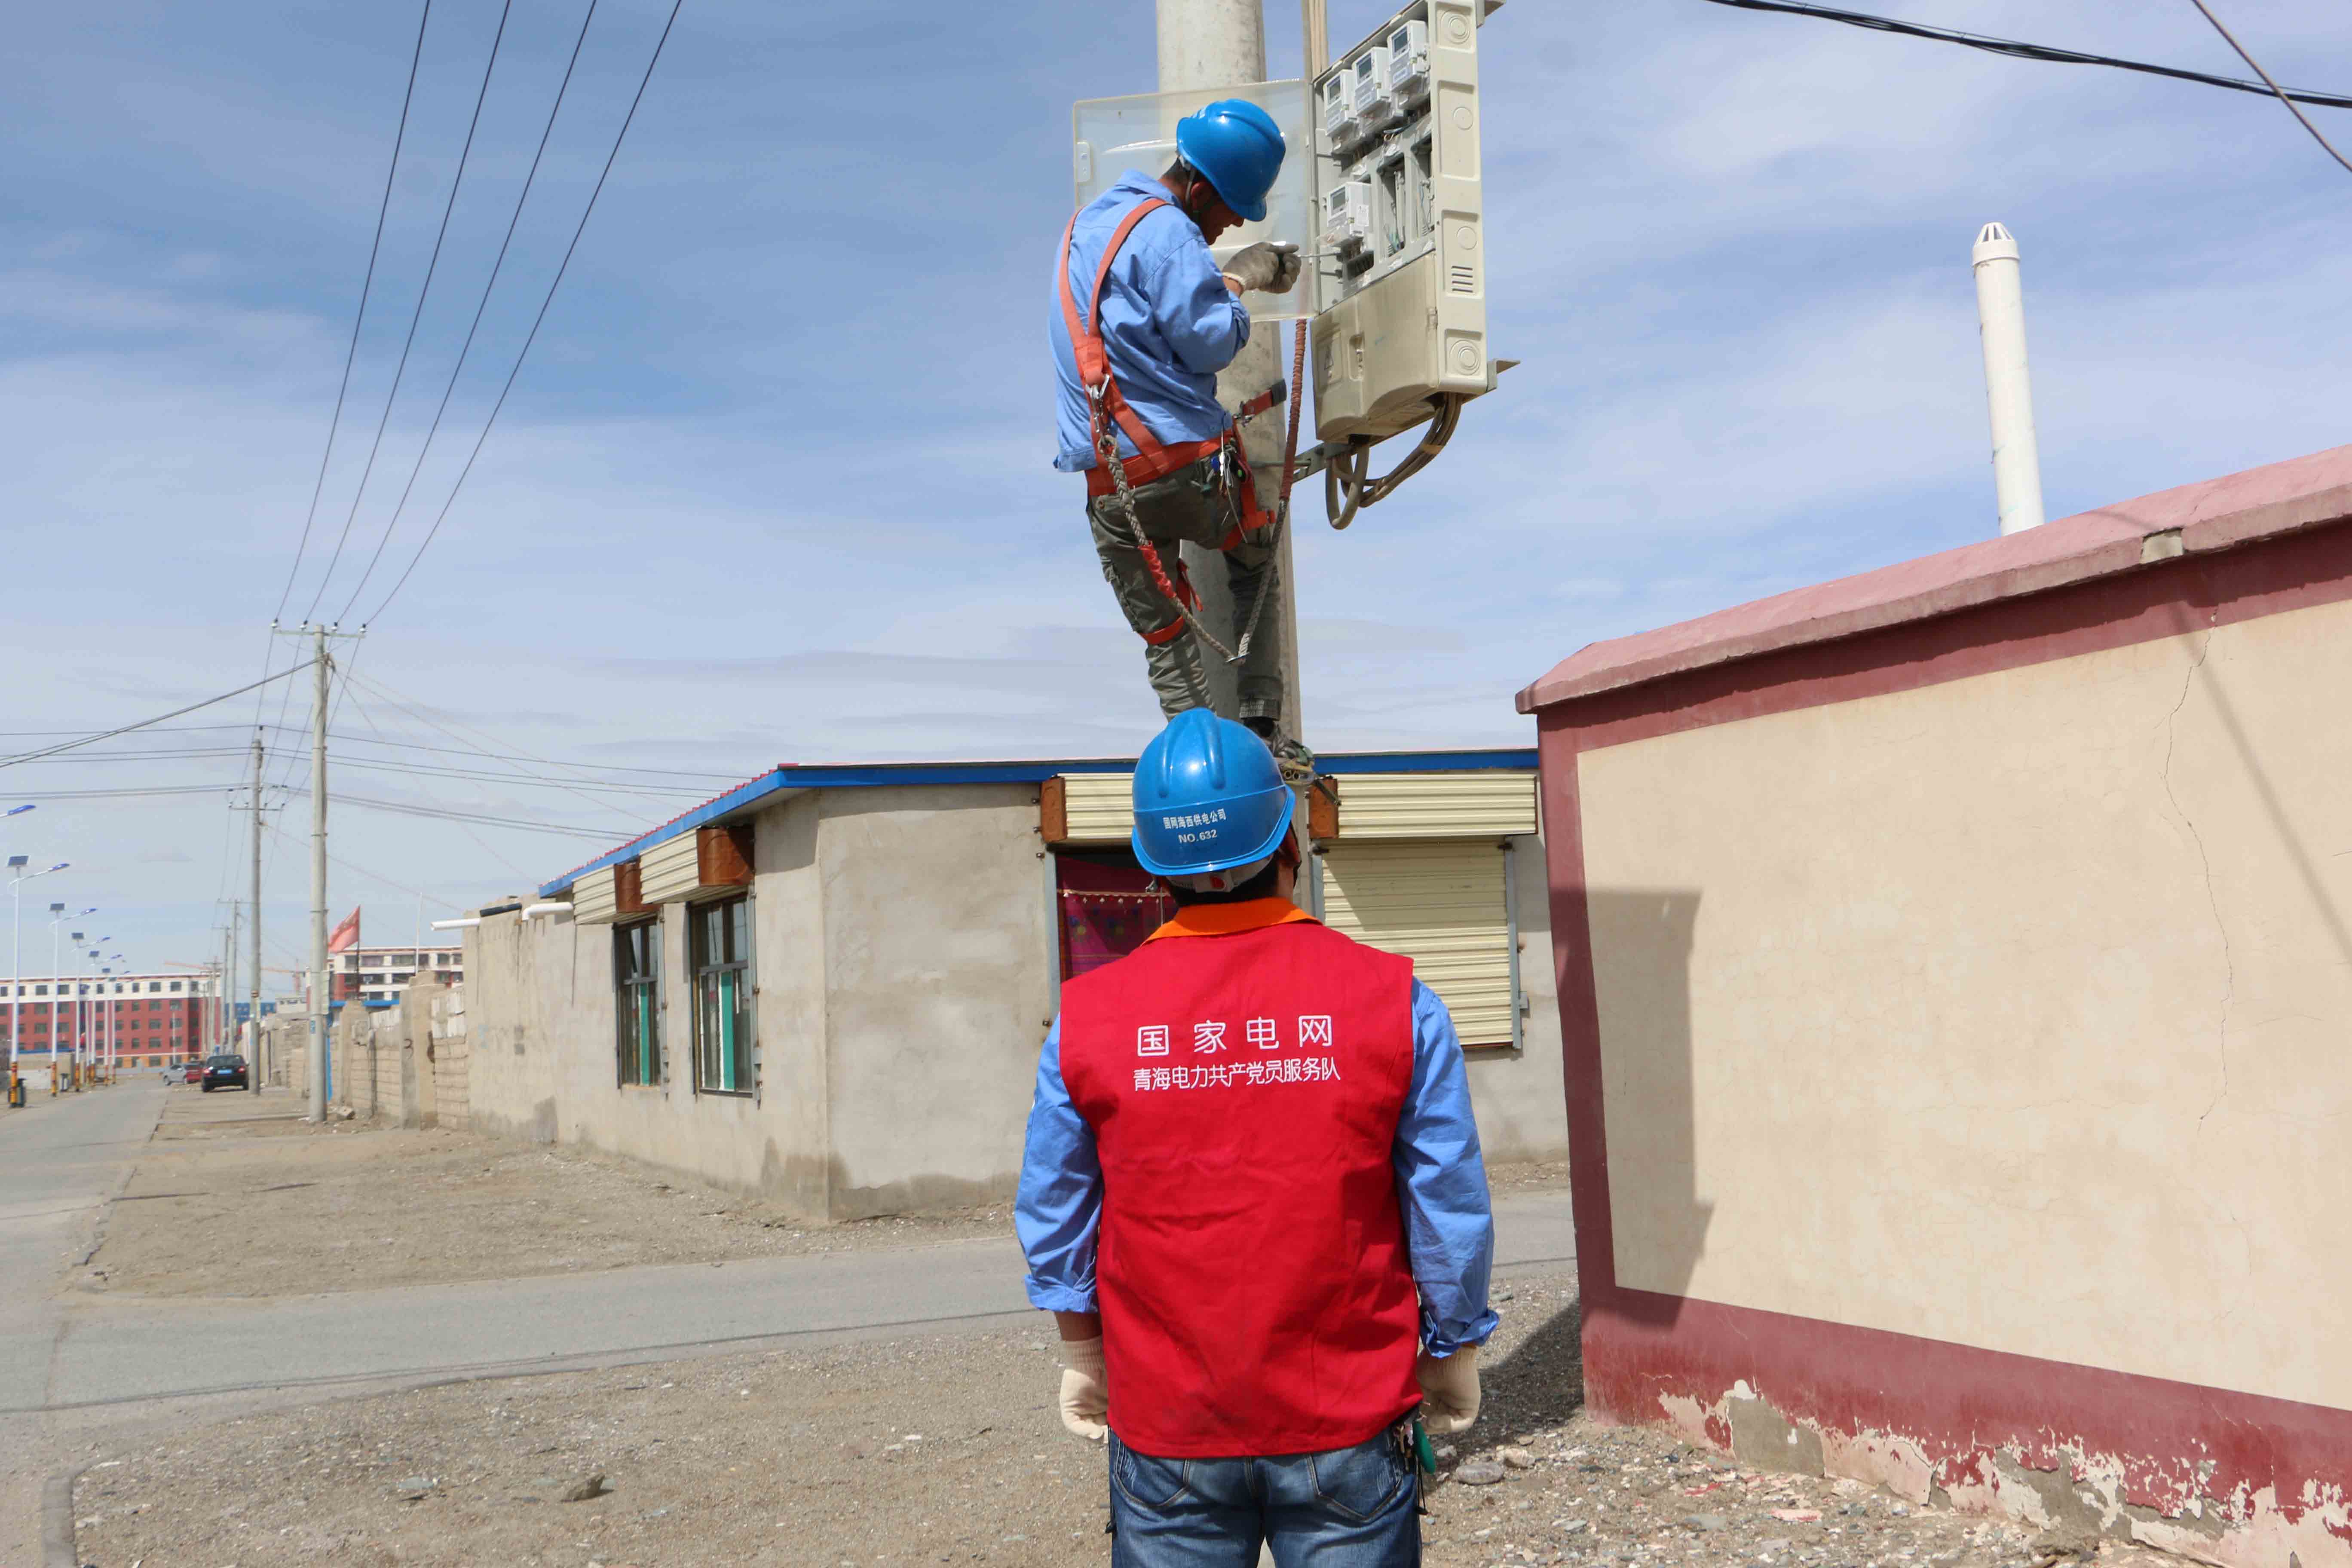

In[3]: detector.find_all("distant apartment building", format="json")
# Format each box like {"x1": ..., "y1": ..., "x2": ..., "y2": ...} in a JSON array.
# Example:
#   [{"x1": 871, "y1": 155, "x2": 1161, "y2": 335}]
[
  {"x1": 3, "y1": 971, "x2": 224, "y2": 1066},
  {"x1": 335, "y1": 944, "x2": 463, "y2": 1004}
]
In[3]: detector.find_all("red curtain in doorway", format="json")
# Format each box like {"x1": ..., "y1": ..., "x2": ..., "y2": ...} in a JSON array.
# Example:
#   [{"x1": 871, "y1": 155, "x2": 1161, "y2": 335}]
[{"x1": 1056, "y1": 857, "x2": 1174, "y2": 980}]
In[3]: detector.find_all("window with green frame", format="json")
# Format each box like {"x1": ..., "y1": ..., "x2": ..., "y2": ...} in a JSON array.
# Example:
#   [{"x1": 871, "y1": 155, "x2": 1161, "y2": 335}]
[
  {"x1": 691, "y1": 896, "x2": 754, "y2": 1095},
  {"x1": 615, "y1": 919, "x2": 662, "y2": 1086}
]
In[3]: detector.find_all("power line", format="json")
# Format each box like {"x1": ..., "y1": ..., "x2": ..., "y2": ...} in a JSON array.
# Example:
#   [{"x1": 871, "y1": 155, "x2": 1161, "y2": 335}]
[
  {"x1": 302, "y1": 0, "x2": 519, "y2": 625},
  {"x1": 342, "y1": 668, "x2": 697, "y2": 819},
  {"x1": 336, "y1": 0, "x2": 603, "y2": 623},
  {"x1": 334, "y1": 793, "x2": 636, "y2": 839},
  {"x1": 270, "y1": 0, "x2": 436, "y2": 628},
  {"x1": 0, "y1": 664, "x2": 312, "y2": 771},
  {"x1": 2185, "y1": 0, "x2": 2352, "y2": 177},
  {"x1": 367, "y1": 0, "x2": 688, "y2": 625},
  {"x1": 260, "y1": 815, "x2": 469, "y2": 911},
  {"x1": 1693, "y1": 0, "x2": 2352, "y2": 111}
]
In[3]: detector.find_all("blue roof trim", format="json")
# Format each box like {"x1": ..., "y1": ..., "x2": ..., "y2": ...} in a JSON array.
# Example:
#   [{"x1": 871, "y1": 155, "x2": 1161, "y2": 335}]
[
  {"x1": 1315, "y1": 749, "x2": 1537, "y2": 775},
  {"x1": 537, "y1": 749, "x2": 1537, "y2": 897}
]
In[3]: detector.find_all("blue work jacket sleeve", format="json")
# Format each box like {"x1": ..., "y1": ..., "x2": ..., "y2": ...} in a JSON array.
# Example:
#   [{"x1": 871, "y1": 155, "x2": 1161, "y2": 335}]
[
  {"x1": 1148, "y1": 242, "x2": 1250, "y2": 377},
  {"x1": 1016, "y1": 1018, "x2": 1102, "y2": 1314},
  {"x1": 1393, "y1": 979, "x2": 1501, "y2": 1357}
]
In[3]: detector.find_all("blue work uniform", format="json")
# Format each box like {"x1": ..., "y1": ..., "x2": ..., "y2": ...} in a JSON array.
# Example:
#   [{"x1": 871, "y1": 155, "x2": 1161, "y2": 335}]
[{"x1": 1050, "y1": 170, "x2": 1252, "y2": 472}]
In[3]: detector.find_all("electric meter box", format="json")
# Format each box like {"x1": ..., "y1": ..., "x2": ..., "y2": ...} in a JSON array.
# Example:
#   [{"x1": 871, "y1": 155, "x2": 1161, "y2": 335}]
[
  {"x1": 1072, "y1": 79, "x2": 1314, "y2": 323},
  {"x1": 1322, "y1": 181, "x2": 1374, "y2": 254},
  {"x1": 1311, "y1": 0, "x2": 1497, "y2": 444}
]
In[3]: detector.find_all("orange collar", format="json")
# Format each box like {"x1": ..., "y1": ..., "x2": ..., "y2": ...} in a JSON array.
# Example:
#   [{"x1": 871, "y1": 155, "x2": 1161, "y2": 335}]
[{"x1": 1147, "y1": 897, "x2": 1317, "y2": 942}]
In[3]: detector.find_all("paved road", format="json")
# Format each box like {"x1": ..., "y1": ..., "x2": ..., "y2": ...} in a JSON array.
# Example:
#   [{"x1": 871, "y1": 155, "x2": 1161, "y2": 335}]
[
  {"x1": 0, "y1": 1081, "x2": 166, "y2": 1566},
  {"x1": 32, "y1": 1187, "x2": 1574, "y2": 1417}
]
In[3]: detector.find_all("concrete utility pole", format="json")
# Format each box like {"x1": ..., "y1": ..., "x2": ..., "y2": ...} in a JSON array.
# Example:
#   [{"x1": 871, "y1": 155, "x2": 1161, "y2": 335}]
[
  {"x1": 249, "y1": 729, "x2": 265, "y2": 1076},
  {"x1": 1159, "y1": 0, "x2": 1308, "y2": 744},
  {"x1": 308, "y1": 625, "x2": 330, "y2": 1123},
  {"x1": 1972, "y1": 221, "x2": 2046, "y2": 536}
]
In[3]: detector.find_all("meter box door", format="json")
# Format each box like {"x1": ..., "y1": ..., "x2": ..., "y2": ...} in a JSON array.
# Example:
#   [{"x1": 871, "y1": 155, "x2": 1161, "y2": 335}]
[
  {"x1": 1310, "y1": 0, "x2": 1494, "y2": 444},
  {"x1": 1072, "y1": 79, "x2": 1314, "y2": 324}
]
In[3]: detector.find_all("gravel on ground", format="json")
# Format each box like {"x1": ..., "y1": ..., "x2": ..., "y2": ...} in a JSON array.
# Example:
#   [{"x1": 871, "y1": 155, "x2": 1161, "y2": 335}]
[{"x1": 69, "y1": 1269, "x2": 2187, "y2": 1568}]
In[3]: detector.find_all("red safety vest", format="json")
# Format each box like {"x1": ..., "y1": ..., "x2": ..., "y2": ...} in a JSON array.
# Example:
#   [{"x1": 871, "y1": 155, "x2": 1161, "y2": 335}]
[{"x1": 1057, "y1": 898, "x2": 1423, "y2": 1458}]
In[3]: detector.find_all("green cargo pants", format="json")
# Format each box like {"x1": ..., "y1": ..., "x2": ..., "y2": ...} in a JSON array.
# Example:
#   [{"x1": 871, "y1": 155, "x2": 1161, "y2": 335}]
[{"x1": 1087, "y1": 453, "x2": 1283, "y2": 724}]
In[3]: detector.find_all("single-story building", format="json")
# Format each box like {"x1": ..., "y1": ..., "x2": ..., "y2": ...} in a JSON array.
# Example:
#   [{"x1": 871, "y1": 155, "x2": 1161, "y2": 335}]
[
  {"x1": 457, "y1": 748, "x2": 1564, "y2": 1221},
  {"x1": 1519, "y1": 444, "x2": 2352, "y2": 1565}
]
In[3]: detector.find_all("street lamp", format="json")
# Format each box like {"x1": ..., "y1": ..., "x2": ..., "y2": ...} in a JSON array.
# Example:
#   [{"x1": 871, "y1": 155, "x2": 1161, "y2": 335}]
[
  {"x1": 49, "y1": 907, "x2": 91, "y2": 1091},
  {"x1": 8, "y1": 853, "x2": 68, "y2": 1101},
  {"x1": 108, "y1": 955, "x2": 124, "y2": 1080}
]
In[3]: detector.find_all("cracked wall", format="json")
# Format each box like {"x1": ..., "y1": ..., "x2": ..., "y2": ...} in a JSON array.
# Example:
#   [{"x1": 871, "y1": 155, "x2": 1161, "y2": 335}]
[{"x1": 1644, "y1": 1379, "x2": 2349, "y2": 1568}]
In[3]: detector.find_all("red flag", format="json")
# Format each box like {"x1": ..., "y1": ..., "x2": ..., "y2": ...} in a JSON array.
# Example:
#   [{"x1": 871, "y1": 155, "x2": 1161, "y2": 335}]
[{"x1": 328, "y1": 907, "x2": 361, "y2": 953}]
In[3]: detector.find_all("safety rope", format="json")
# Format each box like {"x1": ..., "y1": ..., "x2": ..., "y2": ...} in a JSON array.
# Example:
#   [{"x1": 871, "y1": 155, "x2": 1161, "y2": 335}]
[{"x1": 1092, "y1": 318, "x2": 1309, "y2": 673}]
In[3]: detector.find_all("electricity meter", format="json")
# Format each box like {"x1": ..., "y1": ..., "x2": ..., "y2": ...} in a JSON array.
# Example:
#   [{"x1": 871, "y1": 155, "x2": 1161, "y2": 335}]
[
  {"x1": 1322, "y1": 74, "x2": 1353, "y2": 149},
  {"x1": 1322, "y1": 181, "x2": 1373, "y2": 254},
  {"x1": 1387, "y1": 20, "x2": 1430, "y2": 105},
  {"x1": 1350, "y1": 47, "x2": 1396, "y2": 134}
]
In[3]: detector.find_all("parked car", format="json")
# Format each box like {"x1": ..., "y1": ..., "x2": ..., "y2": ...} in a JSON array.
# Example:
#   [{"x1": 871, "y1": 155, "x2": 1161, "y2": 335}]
[
  {"x1": 181, "y1": 1061, "x2": 205, "y2": 1085},
  {"x1": 201, "y1": 1054, "x2": 249, "y2": 1092}
]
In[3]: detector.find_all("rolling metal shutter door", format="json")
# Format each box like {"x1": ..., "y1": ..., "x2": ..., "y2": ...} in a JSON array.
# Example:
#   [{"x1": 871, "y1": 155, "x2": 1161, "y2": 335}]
[{"x1": 1320, "y1": 839, "x2": 1516, "y2": 1046}]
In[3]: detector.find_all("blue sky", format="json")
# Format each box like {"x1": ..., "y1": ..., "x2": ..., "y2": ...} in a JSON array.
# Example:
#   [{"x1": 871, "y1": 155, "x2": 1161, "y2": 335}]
[{"x1": 5, "y1": 0, "x2": 2350, "y2": 979}]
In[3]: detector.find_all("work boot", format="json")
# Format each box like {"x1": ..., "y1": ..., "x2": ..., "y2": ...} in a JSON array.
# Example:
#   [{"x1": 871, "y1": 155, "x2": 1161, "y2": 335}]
[{"x1": 1244, "y1": 718, "x2": 1317, "y2": 785}]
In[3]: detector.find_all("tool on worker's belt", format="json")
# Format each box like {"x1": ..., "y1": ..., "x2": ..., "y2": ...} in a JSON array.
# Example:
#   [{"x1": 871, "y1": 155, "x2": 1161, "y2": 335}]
[{"x1": 1394, "y1": 1412, "x2": 1437, "y2": 1515}]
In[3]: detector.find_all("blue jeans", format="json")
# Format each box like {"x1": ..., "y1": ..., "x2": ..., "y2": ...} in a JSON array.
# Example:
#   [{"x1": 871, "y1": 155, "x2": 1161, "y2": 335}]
[{"x1": 1108, "y1": 1427, "x2": 1421, "y2": 1567}]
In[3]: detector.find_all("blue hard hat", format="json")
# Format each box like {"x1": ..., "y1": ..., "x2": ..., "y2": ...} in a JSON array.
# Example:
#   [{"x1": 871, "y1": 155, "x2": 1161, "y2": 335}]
[
  {"x1": 1175, "y1": 98, "x2": 1285, "y2": 224},
  {"x1": 1131, "y1": 709, "x2": 1293, "y2": 878}
]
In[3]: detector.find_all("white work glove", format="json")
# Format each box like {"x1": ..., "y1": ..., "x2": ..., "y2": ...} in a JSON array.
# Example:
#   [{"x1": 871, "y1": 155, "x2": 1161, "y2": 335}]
[
  {"x1": 1223, "y1": 241, "x2": 1303, "y2": 295},
  {"x1": 1415, "y1": 1343, "x2": 1482, "y2": 1436},
  {"x1": 1058, "y1": 1335, "x2": 1109, "y2": 1442}
]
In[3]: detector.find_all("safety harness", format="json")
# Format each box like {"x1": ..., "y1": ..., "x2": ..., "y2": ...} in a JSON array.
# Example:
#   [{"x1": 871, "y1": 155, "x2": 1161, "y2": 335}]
[{"x1": 1059, "y1": 199, "x2": 1301, "y2": 663}]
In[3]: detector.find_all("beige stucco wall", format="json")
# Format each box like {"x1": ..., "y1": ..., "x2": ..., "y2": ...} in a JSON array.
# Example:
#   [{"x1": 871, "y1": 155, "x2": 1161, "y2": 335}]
[
  {"x1": 1577, "y1": 595, "x2": 2352, "y2": 1409},
  {"x1": 819, "y1": 784, "x2": 1058, "y2": 1219},
  {"x1": 462, "y1": 794, "x2": 830, "y2": 1213}
]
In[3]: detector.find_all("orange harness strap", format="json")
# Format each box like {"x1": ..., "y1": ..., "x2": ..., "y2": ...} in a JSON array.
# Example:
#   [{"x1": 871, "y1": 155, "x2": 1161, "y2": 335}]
[{"x1": 1060, "y1": 202, "x2": 1278, "y2": 543}]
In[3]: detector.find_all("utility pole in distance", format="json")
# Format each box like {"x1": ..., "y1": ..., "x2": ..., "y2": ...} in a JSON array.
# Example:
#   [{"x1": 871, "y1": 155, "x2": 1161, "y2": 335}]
[
  {"x1": 273, "y1": 623, "x2": 358, "y2": 1121},
  {"x1": 1159, "y1": 0, "x2": 1308, "y2": 747},
  {"x1": 308, "y1": 625, "x2": 328, "y2": 1122},
  {"x1": 248, "y1": 728, "x2": 266, "y2": 1083}
]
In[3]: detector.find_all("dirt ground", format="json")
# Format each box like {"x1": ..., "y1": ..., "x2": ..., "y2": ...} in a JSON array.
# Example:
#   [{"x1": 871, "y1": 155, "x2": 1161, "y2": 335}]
[
  {"x1": 90, "y1": 1090, "x2": 1572, "y2": 1302},
  {"x1": 86, "y1": 1088, "x2": 1016, "y2": 1299},
  {"x1": 71, "y1": 1268, "x2": 2181, "y2": 1568}
]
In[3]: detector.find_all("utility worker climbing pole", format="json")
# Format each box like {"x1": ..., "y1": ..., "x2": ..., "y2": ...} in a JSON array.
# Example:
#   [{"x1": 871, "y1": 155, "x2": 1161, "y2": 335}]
[
  {"x1": 1018, "y1": 709, "x2": 1497, "y2": 1566},
  {"x1": 1050, "y1": 100, "x2": 1316, "y2": 782}
]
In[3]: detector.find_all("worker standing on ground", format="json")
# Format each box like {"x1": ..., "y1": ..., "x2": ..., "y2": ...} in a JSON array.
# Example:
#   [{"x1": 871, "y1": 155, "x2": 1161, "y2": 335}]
[
  {"x1": 1050, "y1": 100, "x2": 1314, "y2": 781},
  {"x1": 1017, "y1": 710, "x2": 1497, "y2": 1565}
]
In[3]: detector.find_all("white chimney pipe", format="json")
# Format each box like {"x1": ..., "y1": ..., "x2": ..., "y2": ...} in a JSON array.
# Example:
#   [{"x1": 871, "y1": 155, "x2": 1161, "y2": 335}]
[{"x1": 1972, "y1": 222, "x2": 2046, "y2": 535}]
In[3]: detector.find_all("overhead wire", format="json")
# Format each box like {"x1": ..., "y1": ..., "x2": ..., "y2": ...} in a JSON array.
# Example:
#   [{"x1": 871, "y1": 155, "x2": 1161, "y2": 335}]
[
  {"x1": 365, "y1": 0, "x2": 688, "y2": 626},
  {"x1": 334, "y1": 793, "x2": 637, "y2": 839},
  {"x1": 300, "y1": 0, "x2": 520, "y2": 626},
  {"x1": 341, "y1": 667, "x2": 698, "y2": 819},
  {"x1": 0, "y1": 663, "x2": 312, "y2": 771},
  {"x1": 269, "y1": 0, "x2": 436, "y2": 629},
  {"x1": 336, "y1": 0, "x2": 603, "y2": 623},
  {"x1": 261, "y1": 815, "x2": 467, "y2": 911},
  {"x1": 2183, "y1": 0, "x2": 2352, "y2": 177},
  {"x1": 1690, "y1": 0, "x2": 2352, "y2": 110},
  {"x1": 340, "y1": 686, "x2": 544, "y2": 881}
]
